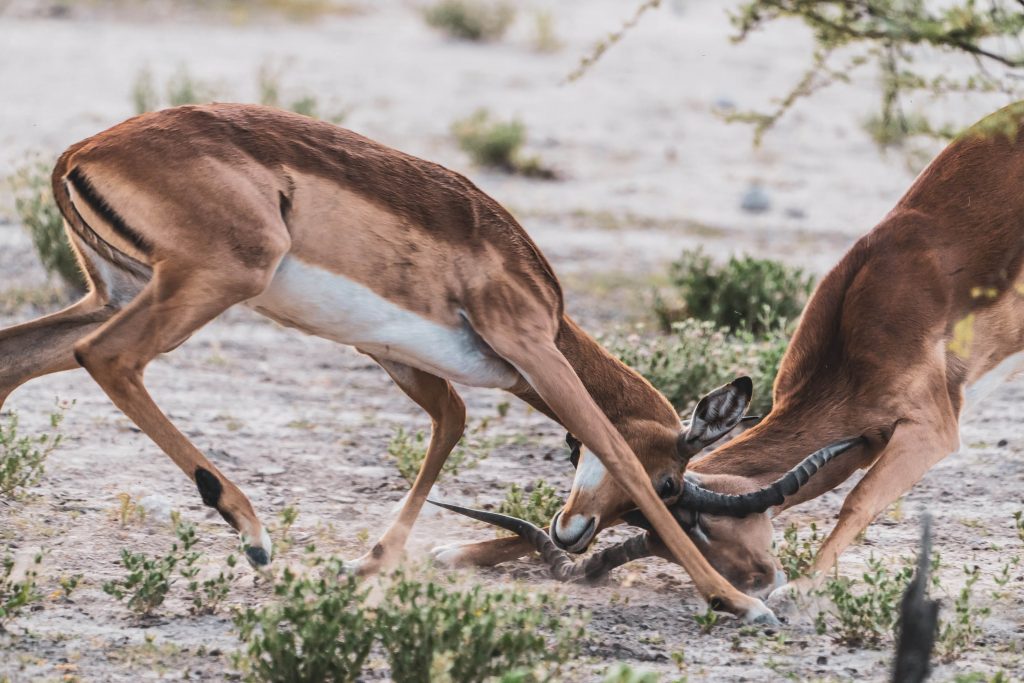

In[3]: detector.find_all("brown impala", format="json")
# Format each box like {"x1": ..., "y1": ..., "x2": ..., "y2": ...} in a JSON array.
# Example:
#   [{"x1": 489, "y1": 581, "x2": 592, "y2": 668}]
[
  {"x1": 429, "y1": 101, "x2": 1024, "y2": 610},
  {"x1": 0, "y1": 103, "x2": 785, "y2": 621}
]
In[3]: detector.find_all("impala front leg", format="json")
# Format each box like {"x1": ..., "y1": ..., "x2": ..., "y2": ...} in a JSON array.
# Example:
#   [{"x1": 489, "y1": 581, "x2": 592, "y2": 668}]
[
  {"x1": 476, "y1": 319, "x2": 775, "y2": 622},
  {"x1": 351, "y1": 359, "x2": 466, "y2": 575},
  {"x1": 769, "y1": 418, "x2": 958, "y2": 612}
]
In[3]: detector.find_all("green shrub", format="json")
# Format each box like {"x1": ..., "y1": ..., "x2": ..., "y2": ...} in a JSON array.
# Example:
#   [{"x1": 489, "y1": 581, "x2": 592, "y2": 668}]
[
  {"x1": 9, "y1": 160, "x2": 86, "y2": 291},
  {"x1": 775, "y1": 521, "x2": 821, "y2": 580},
  {"x1": 377, "y1": 573, "x2": 580, "y2": 683},
  {"x1": 452, "y1": 109, "x2": 554, "y2": 178},
  {"x1": 654, "y1": 248, "x2": 813, "y2": 334},
  {"x1": 0, "y1": 408, "x2": 66, "y2": 500},
  {"x1": 935, "y1": 561, "x2": 991, "y2": 661},
  {"x1": 233, "y1": 558, "x2": 375, "y2": 683},
  {"x1": 498, "y1": 480, "x2": 562, "y2": 530},
  {"x1": 604, "y1": 319, "x2": 788, "y2": 415},
  {"x1": 814, "y1": 555, "x2": 913, "y2": 647},
  {"x1": 166, "y1": 65, "x2": 218, "y2": 108},
  {"x1": 257, "y1": 63, "x2": 348, "y2": 123},
  {"x1": 0, "y1": 551, "x2": 42, "y2": 630},
  {"x1": 423, "y1": 0, "x2": 515, "y2": 42},
  {"x1": 603, "y1": 663, "x2": 660, "y2": 683},
  {"x1": 387, "y1": 426, "x2": 485, "y2": 485},
  {"x1": 102, "y1": 516, "x2": 234, "y2": 616}
]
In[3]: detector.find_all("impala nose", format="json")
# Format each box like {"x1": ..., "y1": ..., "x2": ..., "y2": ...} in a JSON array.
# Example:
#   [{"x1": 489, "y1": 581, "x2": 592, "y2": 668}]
[{"x1": 550, "y1": 510, "x2": 598, "y2": 553}]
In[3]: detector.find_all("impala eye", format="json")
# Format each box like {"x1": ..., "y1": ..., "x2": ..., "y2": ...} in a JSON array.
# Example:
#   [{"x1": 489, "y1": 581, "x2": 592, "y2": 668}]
[{"x1": 658, "y1": 477, "x2": 680, "y2": 499}]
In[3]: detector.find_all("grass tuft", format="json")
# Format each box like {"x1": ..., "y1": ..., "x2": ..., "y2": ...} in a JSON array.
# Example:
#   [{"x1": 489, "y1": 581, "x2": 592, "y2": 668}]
[
  {"x1": 423, "y1": 0, "x2": 515, "y2": 42},
  {"x1": 452, "y1": 109, "x2": 555, "y2": 178}
]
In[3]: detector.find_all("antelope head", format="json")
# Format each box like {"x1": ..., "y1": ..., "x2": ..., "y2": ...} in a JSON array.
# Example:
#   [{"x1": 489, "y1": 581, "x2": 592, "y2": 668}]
[
  {"x1": 431, "y1": 378, "x2": 871, "y2": 598},
  {"x1": 549, "y1": 376, "x2": 756, "y2": 553}
]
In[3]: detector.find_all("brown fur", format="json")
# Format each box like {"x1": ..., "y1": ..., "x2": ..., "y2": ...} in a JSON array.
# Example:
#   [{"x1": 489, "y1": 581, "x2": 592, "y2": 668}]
[{"x1": 1, "y1": 104, "x2": 771, "y2": 618}]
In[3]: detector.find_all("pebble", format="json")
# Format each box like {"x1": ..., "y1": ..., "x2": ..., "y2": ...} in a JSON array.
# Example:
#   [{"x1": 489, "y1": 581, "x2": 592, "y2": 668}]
[{"x1": 741, "y1": 185, "x2": 771, "y2": 213}]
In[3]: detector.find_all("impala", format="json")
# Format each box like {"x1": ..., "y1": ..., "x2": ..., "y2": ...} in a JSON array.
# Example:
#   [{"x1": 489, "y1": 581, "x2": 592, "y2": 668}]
[
  {"x1": 428, "y1": 101, "x2": 1024, "y2": 608},
  {"x1": 0, "y1": 103, "x2": 779, "y2": 621}
]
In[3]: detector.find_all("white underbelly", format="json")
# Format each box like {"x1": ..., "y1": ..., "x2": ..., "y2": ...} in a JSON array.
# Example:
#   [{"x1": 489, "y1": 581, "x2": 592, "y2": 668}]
[
  {"x1": 246, "y1": 256, "x2": 520, "y2": 389},
  {"x1": 964, "y1": 350, "x2": 1024, "y2": 414}
]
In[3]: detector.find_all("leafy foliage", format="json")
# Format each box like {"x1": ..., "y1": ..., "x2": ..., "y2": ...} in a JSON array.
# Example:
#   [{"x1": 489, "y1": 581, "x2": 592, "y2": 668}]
[
  {"x1": 934, "y1": 560, "x2": 992, "y2": 661},
  {"x1": 233, "y1": 563, "x2": 582, "y2": 682},
  {"x1": 386, "y1": 426, "x2": 487, "y2": 485},
  {"x1": 775, "y1": 521, "x2": 821, "y2": 580},
  {"x1": 103, "y1": 517, "x2": 235, "y2": 616},
  {"x1": 814, "y1": 555, "x2": 913, "y2": 646},
  {"x1": 0, "y1": 408, "x2": 66, "y2": 500},
  {"x1": 233, "y1": 558, "x2": 375, "y2": 683},
  {"x1": 654, "y1": 248, "x2": 813, "y2": 335},
  {"x1": 377, "y1": 573, "x2": 580, "y2": 683},
  {"x1": 452, "y1": 109, "x2": 555, "y2": 178},
  {"x1": 9, "y1": 159, "x2": 86, "y2": 291},
  {"x1": 498, "y1": 480, "x2": 562, "y2": 529},
  {"x1": 602, "y1": 663, "x2": 660, "y2": 683},
  {"x1": 605, "y1": 319, "x2": 789, "y2": 414},
  {"x1": 728, "y1": 1, "x2": 1024, "y2": 145},
  {"x1": 0, "y1": 552, "x2": 42, "y2": 630},
  {"x1": 423, "y1": 0, "x2": 515, "y2": 42}
]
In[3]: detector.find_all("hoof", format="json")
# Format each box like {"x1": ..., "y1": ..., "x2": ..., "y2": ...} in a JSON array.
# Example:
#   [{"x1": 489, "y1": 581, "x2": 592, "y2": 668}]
[
  {"x1": 429, "y1": 543, "x2": 470, "y2": 569},
  {"x1": 347, "y1": 543, "x2": 401, "y2": 577},
  {"x1": 242, "y1": 527, "x2": 273, "y2": 571},
  {"x1": 766, "y1": 579, "x2": 811, "y2": 620},
  {"x1": 742, "y1": 598, "x2": 781, "y2": 626}
]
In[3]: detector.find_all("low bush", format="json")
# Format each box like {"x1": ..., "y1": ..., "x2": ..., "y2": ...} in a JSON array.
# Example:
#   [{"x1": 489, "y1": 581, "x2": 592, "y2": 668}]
[
  {"x1": 814, "y1": 555, "x2": 913, "y2": 646},
  {"x1": 452, "y1": 109, "x2": 554, "y2": 178},
  {"x1": 233, "y1": 558, "x2": 375, "y2": 683},
  {"x1": 233, "y1": 563, "x2": 582, "y2": 682},
  {"x1": 103, "y1": 516, "x2": 235, "y2": 616},
  {"x1": 423, "y1": 0, "x2": 515, "y2": 42},
  {"x1": 0, "y1": 551, "x2": 42, "y2": 630},
  {"x1": 9, "y1": 159, "x2": 86, "y2": 292},
  {"x1": 377, "y1": 573, "x2": 580, "y2": 682},
  {"x1": 775, "y1": 521, "x2": 821, "y2": 580},
  {"x1": 0, "y1": 407, "x2": 66, "y2": 500},
  {"x1": 604, "y1": 319, "x2": 788, "y2": 415},
  {"x1": 387, "y1": 426, "x2": 485, "y2": 485},
  {"x1": 497, "y1": 479, "x2": 562, "y2": 530},
  {"x1": 654, "y1": 248, "x2": 813, "y2": 335}
]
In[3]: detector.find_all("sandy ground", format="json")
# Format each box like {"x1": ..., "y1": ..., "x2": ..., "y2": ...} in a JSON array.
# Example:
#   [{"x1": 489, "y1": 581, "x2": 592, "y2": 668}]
[{"x1": 2, "y1": 1, "x2": 1024, "y2": 681}]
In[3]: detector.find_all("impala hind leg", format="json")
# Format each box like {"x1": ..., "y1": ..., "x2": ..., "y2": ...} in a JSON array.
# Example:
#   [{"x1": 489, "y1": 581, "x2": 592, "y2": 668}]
[
  {"x1": 768, "y1": 420, "x2": 958, "y2": 611},
  {"x1": 352, "y1": 359, "x2": 466, "y2": 575},
  {"x1": 0, "y1": 293, "x2": 118, "y2": 411},
  {"x1": 74, "y1": 265, "x2": 283, "y2": 568},
  {"x1": 474, "y1": 320, "x2": 773, "y2": 621}
]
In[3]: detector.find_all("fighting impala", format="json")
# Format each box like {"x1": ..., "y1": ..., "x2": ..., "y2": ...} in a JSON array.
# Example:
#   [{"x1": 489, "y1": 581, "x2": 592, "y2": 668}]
[
  {"x1": 0, "y1": 103, "x2": 779, "y2": 621},
  {"x1": 430, "y1": 101, "x2": 1024, "y2": 608}
]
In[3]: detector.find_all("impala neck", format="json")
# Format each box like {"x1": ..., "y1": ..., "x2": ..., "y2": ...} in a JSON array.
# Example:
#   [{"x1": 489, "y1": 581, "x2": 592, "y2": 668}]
[
  {"x1": 513, "y1": 316, "x2": 682, "y2": 446},
  {"x1": 690, "y1": 404, "x2": 878, "y2": 510}
]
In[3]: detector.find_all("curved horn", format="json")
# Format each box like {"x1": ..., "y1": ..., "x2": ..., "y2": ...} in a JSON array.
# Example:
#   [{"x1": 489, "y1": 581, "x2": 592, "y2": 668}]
[
  {"x1": 427, "y1": 499, "x2": 652, "y2": 583},
  {"x1": 678, "y1": 436, "x2": 866, "y2": 516}
]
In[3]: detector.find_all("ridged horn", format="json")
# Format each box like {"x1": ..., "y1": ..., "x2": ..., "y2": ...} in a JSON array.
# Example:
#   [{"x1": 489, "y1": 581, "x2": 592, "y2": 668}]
[
  {"x1": 678, "y1": 436, "x2": 866, "y2": 516},
  {"x1": 427, "y1": 499, "x2": 652, "y2": 583}
]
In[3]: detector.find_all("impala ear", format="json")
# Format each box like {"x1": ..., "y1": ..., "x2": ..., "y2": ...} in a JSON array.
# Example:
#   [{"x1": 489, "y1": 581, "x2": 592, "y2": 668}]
[
  {"x1": 677, "y1": 376, "x2": 753, "y2": 460},
  {"x1": 565, "y1": 432, "x2": 582, "y2": 469}
]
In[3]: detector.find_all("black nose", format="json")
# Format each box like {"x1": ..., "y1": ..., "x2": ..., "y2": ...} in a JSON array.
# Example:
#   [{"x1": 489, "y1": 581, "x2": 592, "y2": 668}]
[{"x1": 658, "y1": 476, "x2": 680, "y2": 500}]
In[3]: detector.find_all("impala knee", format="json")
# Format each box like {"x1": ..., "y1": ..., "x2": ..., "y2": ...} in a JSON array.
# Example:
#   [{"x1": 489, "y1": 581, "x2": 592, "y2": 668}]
[{"x1": 73, "y1": 339, "x2": 141, "y2": 379}]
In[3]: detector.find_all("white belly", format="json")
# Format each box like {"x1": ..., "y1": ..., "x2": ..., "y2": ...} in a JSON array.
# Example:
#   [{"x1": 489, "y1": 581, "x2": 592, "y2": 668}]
[
  {"x1": 964, "y1": 350, "x2": 1024, "y2": 414},
  {"x1": 247, "y1": 256, "x2": 520, "y2": 389}
]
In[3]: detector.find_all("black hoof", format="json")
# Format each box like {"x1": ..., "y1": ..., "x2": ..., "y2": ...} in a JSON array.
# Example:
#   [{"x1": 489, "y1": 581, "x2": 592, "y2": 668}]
[{"x1": 245, "y1": 545, "x2": 270, "y2": 567}]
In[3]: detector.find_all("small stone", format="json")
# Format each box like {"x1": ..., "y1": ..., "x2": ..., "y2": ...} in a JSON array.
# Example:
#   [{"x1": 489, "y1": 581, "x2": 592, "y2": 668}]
[
  {"x1": 741, "y1": 185, "x2": 771, "y2": 213},
  {"x1": 784, "y1": 206, "x2": 807, "y2": 219},
  {"x1": 258, "y1": 465, "x2": 286, "y2": 476},
  {"x1": 998, "y1": 439, "x2": 1009, "y2": 447},
  {"x1": 817, "y1": 655, "x2": 828, "y2": 665}
]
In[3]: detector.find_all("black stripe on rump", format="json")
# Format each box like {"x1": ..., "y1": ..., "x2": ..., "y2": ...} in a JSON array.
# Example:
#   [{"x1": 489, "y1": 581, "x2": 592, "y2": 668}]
[{"x1": 67, "y1": 167, "x2": 152, "y2": 255}]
